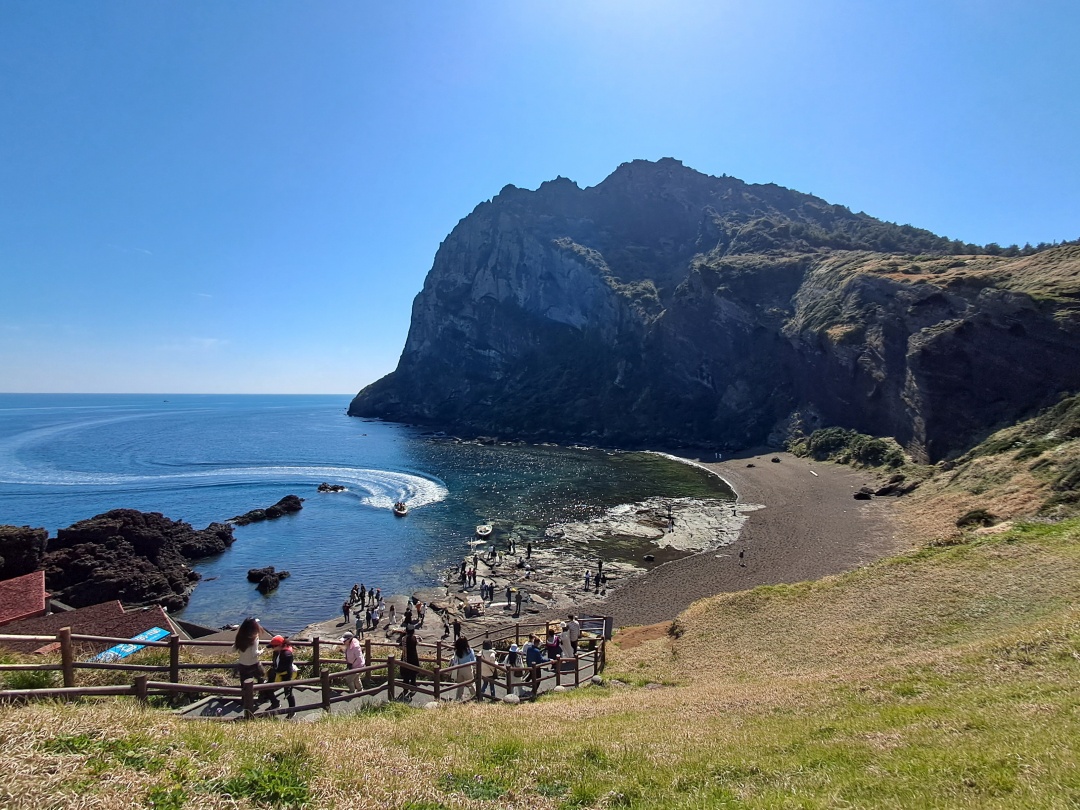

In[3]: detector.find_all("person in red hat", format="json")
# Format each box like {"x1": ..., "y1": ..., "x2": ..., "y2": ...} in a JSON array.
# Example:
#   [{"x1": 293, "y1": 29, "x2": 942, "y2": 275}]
[{"x1": 267, "y1": 635, "x2": 296, "y2": 717}]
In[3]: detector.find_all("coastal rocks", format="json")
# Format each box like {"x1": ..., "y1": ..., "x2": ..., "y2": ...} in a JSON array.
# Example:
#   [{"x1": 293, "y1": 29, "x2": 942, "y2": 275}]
[
  {"x1": 317, "y1": 482, "x2": 347, "y2": 493},
  {"x1": 0, "y1": 525, "x2": 48, "y2": 579},
  {"x1": 42, "y1": 509, "x2": 237, "y2": 611},
  {"x1": 247, "y1": 565, "x2": 291, "y2": 594},
  {"x1": 230, "y1": 495, "x2": 304, "y2": 526}
]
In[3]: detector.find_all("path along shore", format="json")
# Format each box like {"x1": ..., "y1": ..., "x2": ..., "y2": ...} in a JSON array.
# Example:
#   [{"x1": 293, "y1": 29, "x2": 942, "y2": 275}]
[
  {"x1": 296, "y1": 451, "x2": 903, "y2": 642},
  {"x1": 602, "y1": 451, "x2": 904, "y2": 628}
]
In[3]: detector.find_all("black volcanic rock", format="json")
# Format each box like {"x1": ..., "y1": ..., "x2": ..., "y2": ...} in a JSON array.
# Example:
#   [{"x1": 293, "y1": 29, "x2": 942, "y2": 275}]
[
  {"x1": 248, "y1": 566, "x2": 290, "y2": 594},
  {"x1": 350, "y1": 159, "x2": 1080, "y2": 462},
  {"x1": 42, "y1": 509, "x2": 236, "y2": 611},
  {"x1": 230, "y1": 495, "x2": 304, "y2": 526},
  {"x1": 0, "y1": 525, "x2": 48, "y2": 579}
]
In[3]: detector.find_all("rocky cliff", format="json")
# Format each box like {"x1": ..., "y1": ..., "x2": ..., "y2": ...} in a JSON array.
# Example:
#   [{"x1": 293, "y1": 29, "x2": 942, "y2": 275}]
[{"x1": 350, "y1": 159, "x2": 1080, "y2": 461}]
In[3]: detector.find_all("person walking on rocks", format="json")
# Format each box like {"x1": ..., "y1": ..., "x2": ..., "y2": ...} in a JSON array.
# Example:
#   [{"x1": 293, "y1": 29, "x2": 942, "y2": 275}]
[
  {"x1": 341, "y1": 600, "x2": 351, "y2": 625},
  {"x1": 514, "y1": 589, "x2": 523, "y2": 617},
  {"x1": 359, "y1": 583, "x2": 367, "y2": 607},
  {"x1": 453, "y1": 617, "x2": 461, "y2": 641},
  {"x1": 451, "y1": 636, "x2": 476, "y2": 701},
  {"x1": 505, "y1": 585, "x2": 512, "y2": 607},
  {"x1": 526, "y1": 542, "x2": 532, "y2": 559},
  {"x1": 584, "y1": 571, "x2": 592, "y2": 592},
  {"x1": 341, "y1": 631, "x2": 365, "y2": 691},
  {"x1": 233, "y1": 617, "x2": 265, "y2": 685}
]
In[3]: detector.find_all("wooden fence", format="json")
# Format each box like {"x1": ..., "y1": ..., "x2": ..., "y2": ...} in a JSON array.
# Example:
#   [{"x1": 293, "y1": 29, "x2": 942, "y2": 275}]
[{"x1": 0, "y1": 616, "x2": 608, "y2": 720}]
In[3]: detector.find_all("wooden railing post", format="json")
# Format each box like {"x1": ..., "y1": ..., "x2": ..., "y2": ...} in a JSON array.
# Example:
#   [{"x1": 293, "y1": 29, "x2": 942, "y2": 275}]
[
  {"x1": 515, "y1": 623, "x2": 520, "y2": 645},
  {"x1": 364, "y1": 638, "x2": 372, "y2": 666},
  {"x1": 133, "y1": 674, "x2": 149, "y2": 704},
  {"x1": 433, "y1": 665, "x2": 442, "y2": 702},
  {"x1": 554, "y1": 657, "x2": 561, "y2": 687},
  {"x1": 386, "y1": 655, "x2": 396, "y2": 702},
  {"x1": 505, "y1": 664, "x2": 513, "y2": 698},
  {"x1": 241, "y1": 679, "x2": 256, "y2": 719},
  {"x1": 312, "y1": 637, "x2": 321, "y2": 678},
  {"x1": 168, "y1": 634, "x2": 180, "y2": 683},
  {"x1": 600, "y1": 638, "x2": 606, "y2": 672},
  {"x1": 58, "y1": 627, "x2": 75, "y2": 688},
  {"x1": 574, "y1": 654, "x2": 580, "y2": 687},
  {"x1": 436, "y1": 641, "x2": 442, "y2": 666},
  {"x1": 320, "y1": 670, "x2": 332, "y2": 713},
  {"x1": 473, "y1": 660, "x2": 482, "y2": 702}
]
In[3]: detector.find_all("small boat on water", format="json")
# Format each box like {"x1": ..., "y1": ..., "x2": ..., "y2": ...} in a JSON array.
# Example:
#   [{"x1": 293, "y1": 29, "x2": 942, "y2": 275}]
[
  {"x1": 475, "y1": 524, "x2": 492, "y2": 538},
  {"x1": 393, "y1": 502, "x2": 408, "y2": 517}
]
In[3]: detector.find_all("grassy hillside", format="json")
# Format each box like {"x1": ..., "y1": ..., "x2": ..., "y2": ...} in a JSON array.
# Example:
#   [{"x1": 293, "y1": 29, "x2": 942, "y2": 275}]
[{"x1": 3, "y1": 516, "x2": 1080, "y2": 809}]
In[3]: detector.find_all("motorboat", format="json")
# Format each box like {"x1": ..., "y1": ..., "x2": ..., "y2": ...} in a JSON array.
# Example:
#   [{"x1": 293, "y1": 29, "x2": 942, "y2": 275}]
[
  {"x1": 475, "y1": 524, "x2": 492, "y2": 538},
  {"x1": 393, "y1": 502, "x2": 408, "y2": 517}
]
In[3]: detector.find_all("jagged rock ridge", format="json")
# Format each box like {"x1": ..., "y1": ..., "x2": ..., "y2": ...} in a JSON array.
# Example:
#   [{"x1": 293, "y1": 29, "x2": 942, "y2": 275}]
[{"x1": 350, "y1": 159, "x2": 1080, "y2": 462}]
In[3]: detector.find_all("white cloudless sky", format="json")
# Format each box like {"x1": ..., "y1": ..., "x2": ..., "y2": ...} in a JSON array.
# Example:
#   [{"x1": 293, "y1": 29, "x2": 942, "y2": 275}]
[{"x1": 1, "y1": 1, "x2": 1077, "y2": 394}]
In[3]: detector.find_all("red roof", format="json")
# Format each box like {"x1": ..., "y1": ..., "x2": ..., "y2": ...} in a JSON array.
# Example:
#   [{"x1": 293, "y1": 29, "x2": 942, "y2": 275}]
[
  {"x1": 0, "y1": 571, "x2": 47, "y2": 628},
  {"x1": 0, "y1": 600, "x2": 183, "y2": 655}
]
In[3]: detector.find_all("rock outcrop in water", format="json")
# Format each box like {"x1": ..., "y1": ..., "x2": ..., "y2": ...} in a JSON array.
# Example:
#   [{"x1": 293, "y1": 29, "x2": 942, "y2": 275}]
[
  {"x1": 40, "y1": 510, "x2": 236, "y2": 611},
  {"x1": 229, "y1": 494, "x2": 304, "y2": 526},
  {"x1": 350, "y1": 159, "x2": 1080, "y2": 461}
]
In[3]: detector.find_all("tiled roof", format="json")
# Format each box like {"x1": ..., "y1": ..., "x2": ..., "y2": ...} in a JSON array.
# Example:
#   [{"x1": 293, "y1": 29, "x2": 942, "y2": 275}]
[
  {"x1": 0, "y1": 571, "x2": 46, "y2": 628},
  {"x1": 0, "y1": 600, "x2": 184, "y2": 655}
]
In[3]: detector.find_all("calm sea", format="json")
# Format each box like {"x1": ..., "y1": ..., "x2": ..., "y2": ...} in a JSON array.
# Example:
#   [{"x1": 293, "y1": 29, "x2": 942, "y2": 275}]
[{"x1": 0, "y1": 394, "x2": 732, "y2": 632}]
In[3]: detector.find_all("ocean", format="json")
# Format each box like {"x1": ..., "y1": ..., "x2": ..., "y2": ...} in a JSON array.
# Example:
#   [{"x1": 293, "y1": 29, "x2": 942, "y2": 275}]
[{"x1": 0, "y1": 394, "x2": 733, "y2": 632}]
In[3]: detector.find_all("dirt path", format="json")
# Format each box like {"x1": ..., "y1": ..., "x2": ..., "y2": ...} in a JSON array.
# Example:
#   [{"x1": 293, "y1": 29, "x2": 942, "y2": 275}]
[{"x1": 603, "y1": 452, "x2": 906, "y2": 628}]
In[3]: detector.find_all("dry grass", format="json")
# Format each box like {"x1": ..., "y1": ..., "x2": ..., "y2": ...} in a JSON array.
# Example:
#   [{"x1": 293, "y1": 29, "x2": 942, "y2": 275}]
[{"x1": 4, "y1": 518, "x2": 1080, "y2": 808}]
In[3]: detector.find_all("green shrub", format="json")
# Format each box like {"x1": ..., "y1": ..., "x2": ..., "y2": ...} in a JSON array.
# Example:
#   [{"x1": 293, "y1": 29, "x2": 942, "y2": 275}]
[{"x1": 3, "y1": 668, "x2": 58, "y2": 690}]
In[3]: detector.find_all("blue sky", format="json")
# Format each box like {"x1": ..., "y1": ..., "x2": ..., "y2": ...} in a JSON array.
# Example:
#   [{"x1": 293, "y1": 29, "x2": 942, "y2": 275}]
[{"x1": 2, "y1": 1, "x2": 1077, "y2": 394}]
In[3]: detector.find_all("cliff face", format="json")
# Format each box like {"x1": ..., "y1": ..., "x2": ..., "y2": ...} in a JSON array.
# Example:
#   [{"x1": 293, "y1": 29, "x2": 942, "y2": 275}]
[{"x1": 350, "y1": 159, "x2": 1080, "y2": 461}]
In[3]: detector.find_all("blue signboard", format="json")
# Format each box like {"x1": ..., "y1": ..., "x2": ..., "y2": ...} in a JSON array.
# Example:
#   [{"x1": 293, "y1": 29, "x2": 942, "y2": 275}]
[{"x1": 90, "y1": 626, "x2": 171, "y2": 662}]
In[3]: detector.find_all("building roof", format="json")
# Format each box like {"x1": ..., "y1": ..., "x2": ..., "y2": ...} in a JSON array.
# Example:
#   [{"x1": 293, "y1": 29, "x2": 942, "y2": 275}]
[
  {"x1": 0, "y1": 600, "x2": 184, "y2": 655},
  {"x1": 0, "y1": 570, "x2": 47, "y2": 628}
]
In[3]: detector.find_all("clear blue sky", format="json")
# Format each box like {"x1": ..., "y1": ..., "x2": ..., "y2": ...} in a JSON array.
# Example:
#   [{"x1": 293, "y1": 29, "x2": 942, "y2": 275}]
[{"x1": 2, "y1": 1, "x2": 1077, "y2": 394}]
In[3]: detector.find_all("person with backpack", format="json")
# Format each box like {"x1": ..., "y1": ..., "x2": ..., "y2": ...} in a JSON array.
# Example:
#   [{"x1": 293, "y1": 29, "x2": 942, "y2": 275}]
[
  {"x1": 267, "y1": 635, "x2": 297, "y2": 718},
  {"x1": 524, "y1": 634, "x2": 546, "y2": 695}
]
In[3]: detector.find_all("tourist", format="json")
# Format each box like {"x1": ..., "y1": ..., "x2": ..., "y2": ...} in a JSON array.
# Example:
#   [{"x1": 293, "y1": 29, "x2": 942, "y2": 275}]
[
  {"x1": 739, "y1": 549, "x2": 745, "y2": 567},
  {"x1": 354, "y1": 610, "x2": 365, "y2": 639},
  {"x1": 559, "y1": 622, "x2": 574, "y2": 670},
  {"x1": 524, "y1": 634, "x2": 545, "y2": 694},
  {"x1": 400, "y1": 625, "x2": 421, "y2": 699},
  {"x1": 478, "y1": 639, "x2": 497, "y2": 698},
  {"x1": 359, "y1": 583, "x2": 367, "y2": 607},
  {"x1": 374, "y1": 587, "x2": 382, "y2": 605},
  {"x1": 452, "y1": 617, "x2": 461, "y2": 640},
  {"x1": 584, "y1": 571, "x2": 592, "y2": 591},
  {"x1": 545, "y1": 627, "x2": 561, "y2": 661},
  {"x1": 365, "y1": 607, "x2": 374, "y2": 630},
  {"x1": 266, "y1": 635, "x2": 296, "y2": 717},
  {"x1": 566, "y1": 614, "x2": 581, "y2": 655},
  {"x1": 371, "y1": 604, "x2": 381, "y2": 629},
  {"x1": 233, "y1": 617, "x2": 265, "y2": 684},
  {"x1": 505, "y1": 585, "x2": 512, "y2": 607},
  {"x1": 514, "y1": 589, "x2": 522, "y2": 617},
  {"x1": 341, "y1": 600, "x2": 351, "y2": 625},
  {"x1": 526, "y1": 542, "x2": 532, "y2": 559},
  {"x1": 341, "y1": 631, "x2": 365, "y2": 691},
  {"x1": 451, "y1": 636, "x2": 476, "y2": 700},
  {"x1": 418, "y1": 601, "x2": 426, "y2": 627}
]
